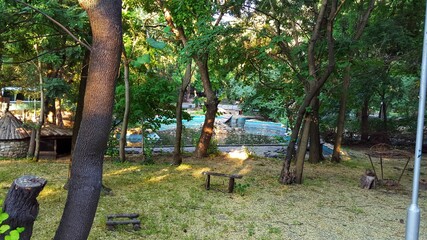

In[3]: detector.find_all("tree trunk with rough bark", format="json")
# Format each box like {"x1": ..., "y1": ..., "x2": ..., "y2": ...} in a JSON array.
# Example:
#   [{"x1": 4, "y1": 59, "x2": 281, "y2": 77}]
[
  {"x1": 65, "y1": 48, "x2": 89, "y2": 189},
  {"x1": 332, "y1": 65, "x2": 350, "y2": 162},
  {"x1": 54, "y1": 1, "x2": 122, "y2": 239},
  {"x1": 295, "y1": 116, "x2": 311, "y2": 184},
  {"x1": 194, "y1": 57, "x2": 219, "y2": 158},
  {"x1": 119, "y1": 48, "x2": 130, "y2": 162},
  {"x1": 34, "y1": 46, "x2": 45, "y2": 162},
  {"x1": 27, "y1": 129, "x2": 36, "y2": 158},
  {"x1": 279, "y1": 0, "x2": 337, "y2": 184},
  {"x1": 360, "y1": 98, "x2": 370, "y2": 143},
  {"x1": 308, "y1": 96, "x2": 324, "y2": 163},
  {"x1": 172, "y1": 62, "x2": 192, "y2": 165},
  {"x1": 2, "y1": 175, "x2": 47, "y2": 240},
  {"x1": 55, "y1": 98, "x2": 64, "y2": 127}
]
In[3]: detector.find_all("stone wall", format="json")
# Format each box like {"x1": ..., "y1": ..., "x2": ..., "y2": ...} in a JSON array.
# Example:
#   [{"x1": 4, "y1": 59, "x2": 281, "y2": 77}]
[{"x1": 0, "y1": 140, "x2": 29, "y2": 158}]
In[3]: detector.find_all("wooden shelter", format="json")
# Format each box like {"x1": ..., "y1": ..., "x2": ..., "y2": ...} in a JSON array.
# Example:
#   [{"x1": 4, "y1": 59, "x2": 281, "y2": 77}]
[
  {"x1": 40, "y1": 124, "x2": 72, "y2": 159},
  {"x1": 0, "y1": 111, "x2": 30, "y2": 158}
]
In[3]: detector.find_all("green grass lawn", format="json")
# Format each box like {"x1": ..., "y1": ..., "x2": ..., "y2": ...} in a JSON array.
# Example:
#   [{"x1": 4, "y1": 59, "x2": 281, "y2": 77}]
[{"x1": 1, "y1": 148, "x2": 426, "y2": 239}]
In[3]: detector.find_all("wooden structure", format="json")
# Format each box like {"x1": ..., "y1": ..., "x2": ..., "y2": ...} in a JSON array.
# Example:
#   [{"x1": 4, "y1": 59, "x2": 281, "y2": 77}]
[
  {"x1": 39, "y1": 124, "x2": 72, "y2": 159},
  {"x1": 2, "y1": 175, "x2": 47, "y2": 240},
  {"x1": 365, "y1": 143, "x2": 411, "y2": 184},
  {"x1": 106, "y1": 214, "x2": 141, "y2": 231},
  {"x1": 0, "y1": 111, "x2": 30, "y2": 158},
  {"x1": 202, "y1": 171, "x2": 243, "y2": 193}
]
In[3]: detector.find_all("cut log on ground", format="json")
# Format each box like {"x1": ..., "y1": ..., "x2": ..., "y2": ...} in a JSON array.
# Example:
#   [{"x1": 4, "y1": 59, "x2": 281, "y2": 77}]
[
  {"x1": 2, "y1": 175, "x2": 47, "y2": 240},
  {"x1": 360, "y1": 170, "x2": 376, "y2": 189}
]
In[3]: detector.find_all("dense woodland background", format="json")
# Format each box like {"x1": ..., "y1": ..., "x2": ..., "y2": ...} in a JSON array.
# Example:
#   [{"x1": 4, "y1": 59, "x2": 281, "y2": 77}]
[{"x1": 0, "y1": 0, "x2": 426, "y2": 239}]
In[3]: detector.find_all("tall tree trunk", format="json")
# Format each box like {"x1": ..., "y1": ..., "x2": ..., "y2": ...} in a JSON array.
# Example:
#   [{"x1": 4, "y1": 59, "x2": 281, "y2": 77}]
[
  {"x1": 360, "y1": 98, "x2": 370, "y2": 143},
  {"x1": 34, "y1": 46, "x2": 45, "y2": 162},
  {"x1": 54, "y1": 1, "x2": 122, "y2": 239},
  {"x1": 194, "y1": 57, "x2": 219, "y2": 158},
  {"x1": 308, "y1": 96, "x2": 324, "y2": 163},
  {"x1": 295, "y1": 115, "x2": 311, "y2": 184},
  {"x1": 140, "y1": 118, "x2": 145, "y2": 160},
  {"x1": 157, "y1": 0, "x2": 219, "y2": 158},
  {"x1": 380, "y1": 99, "x2": 388, "y2": 133},
  {"x1": 48, "y1": 98, "x2": 56, "y2": 125},
  {"x1": 279, "y1": 0, "x2": 337, "y2": 184},
  {"x1": 119, "y1": 48, "x2": 130, "y2": 162},
  {"x1": 332, "y1": 65, "x2": 350, "y2": 162},
  {"x1": 55, "y1": 98, "x2": 64, "y2": 127},
  {"x1": 172, "y1": 62, "x2": 192, "y2": 165},
  {"x1": 27, "y1": 129, "x2": 36, "y2": 158},
  {"x1": 65, "y1": 49, "x2": 90, "y2": 189}
]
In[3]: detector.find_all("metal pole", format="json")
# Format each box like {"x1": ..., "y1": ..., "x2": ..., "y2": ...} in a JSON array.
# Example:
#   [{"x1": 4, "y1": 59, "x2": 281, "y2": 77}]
[{"x1": 406, "y1": 2, "x2": 427, "y2": 239}]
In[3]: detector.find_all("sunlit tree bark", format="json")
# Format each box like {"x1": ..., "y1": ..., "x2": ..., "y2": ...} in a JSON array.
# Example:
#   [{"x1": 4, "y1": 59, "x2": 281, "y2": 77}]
[
  {"x1": 54, "y1": 0, "x2": 122, "y2": 239},
  {"x1": 119, "y1": 47, "x2": 130, "y2": 162},
  {"x1": 173, "y1": 62, "x2": 192, "y2": 165},
  {"x1": 332, "y1": 0, "x2": 375, "y2": 162}
]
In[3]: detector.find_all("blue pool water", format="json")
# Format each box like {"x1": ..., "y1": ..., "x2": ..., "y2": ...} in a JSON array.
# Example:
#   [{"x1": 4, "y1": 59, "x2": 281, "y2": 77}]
[
  {"x1": 160, "y1": 116, "x2": 289, "y2": 137},
  {"x1": 154, "y1": 115, "x2": 290, "y2": 146}
]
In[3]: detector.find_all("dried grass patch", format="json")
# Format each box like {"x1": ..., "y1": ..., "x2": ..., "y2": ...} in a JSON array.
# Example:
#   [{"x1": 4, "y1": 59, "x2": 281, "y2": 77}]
[{"x1": 0, "y1": 147, "x2": 426, "y2": 239}]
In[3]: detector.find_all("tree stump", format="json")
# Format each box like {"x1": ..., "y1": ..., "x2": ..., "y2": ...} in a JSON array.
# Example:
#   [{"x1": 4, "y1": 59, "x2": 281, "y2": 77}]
[
  {"x1": 2, "y1": 175, "x2": 47, "y2": 240},
  {"x1": 360, "y1": 170, "x2": 376, "y2": 189}
]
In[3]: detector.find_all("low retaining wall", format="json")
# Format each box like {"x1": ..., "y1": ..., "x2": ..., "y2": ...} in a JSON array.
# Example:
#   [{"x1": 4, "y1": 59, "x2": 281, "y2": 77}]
[{"x1": 0, "y1": 140, "x2": 29, "y2": 158}]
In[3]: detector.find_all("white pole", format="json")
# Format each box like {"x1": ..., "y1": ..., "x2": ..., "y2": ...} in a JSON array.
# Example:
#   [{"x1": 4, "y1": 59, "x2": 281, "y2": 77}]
[{"x1": 405, "y1": 2, "x2": 427, "y2": 239}]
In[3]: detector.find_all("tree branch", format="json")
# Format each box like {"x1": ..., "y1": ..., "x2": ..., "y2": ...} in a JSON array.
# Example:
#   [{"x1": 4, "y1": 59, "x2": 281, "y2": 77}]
[
  {"x1": 14, "y1": 0, "x2": 92, "y2": 51},
  {"x1": 354, "y1": 0, "x2": 376, "y2": 40},
  {"x1": 1, "y1": 44, "x2": 80, "y2": 65}
]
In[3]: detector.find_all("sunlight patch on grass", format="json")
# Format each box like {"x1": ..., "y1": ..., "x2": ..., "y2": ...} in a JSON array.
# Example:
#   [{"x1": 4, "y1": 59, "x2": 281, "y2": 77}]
[
  {"x1": 39, "y1": 187, "x2": 61, "y2": 199},
  {"x1": 176, "y1": 164, "x2": 192, "y2": 171},
  {"x1": 104, "y1": 166, "x2": 141, "y2": 177},
  {"x1": 147, "y1": 174, "x2": 169, "y2": 183},
  {"x1": 227, "y1": 150, "x2": 249, "y2": 161}
]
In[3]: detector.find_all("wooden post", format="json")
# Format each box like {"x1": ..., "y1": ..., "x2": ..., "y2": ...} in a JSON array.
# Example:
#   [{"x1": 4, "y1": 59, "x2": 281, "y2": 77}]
[
  {"x1": 205, "y1": 175, "x2": 211, "y2": 190},
  {"x1": 228, "y1": 178, "x2": 235, "y2": 193},
  {"x1": 2, "y1": 175, "x2": 47, "y2": 240}
]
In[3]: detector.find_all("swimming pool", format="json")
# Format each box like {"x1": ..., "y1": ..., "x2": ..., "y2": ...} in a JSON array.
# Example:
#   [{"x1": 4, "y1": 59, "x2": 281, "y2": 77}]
[{"x1": 156, "y1": 115, "x2": 290, "y2": 146}]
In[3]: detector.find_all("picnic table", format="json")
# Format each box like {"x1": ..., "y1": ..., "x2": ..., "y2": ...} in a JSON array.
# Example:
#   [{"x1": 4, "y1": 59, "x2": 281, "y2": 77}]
[{"x1": 365, "y1": 143, "x2": 412, "y2": 184}]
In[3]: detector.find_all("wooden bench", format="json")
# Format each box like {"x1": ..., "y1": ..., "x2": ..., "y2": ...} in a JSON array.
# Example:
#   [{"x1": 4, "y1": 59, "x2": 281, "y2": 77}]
[
  {"x1": 202, "y1": 171, "x2": 243, "y2": 193},
  {"x1": 106, "y1": 213, "x2": 141, "y2": 231}
]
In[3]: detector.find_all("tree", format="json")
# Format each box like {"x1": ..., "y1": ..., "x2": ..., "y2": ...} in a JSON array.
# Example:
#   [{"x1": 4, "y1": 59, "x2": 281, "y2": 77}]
[
  {"x1": 33, "y1": 44, "x2": 45, "y2": 162},
  {"x1": 54, "y1": 0, "x2": 122, "y2": 239},
  {"x1": 331, "y1": 0, "x2": 375, "y2": 162},
  {"x1": 291, "y1": 0, "x2": 337, "y2": 183},
  {"x1": 172, "y1": 61, "x2": 193, "y2": 165},
  {"x1": 119, "y1": 47, "x2": 130, "y2": 162},
  {"x1": 153, "y1": 0, "x2": 233, "y2": 157}
]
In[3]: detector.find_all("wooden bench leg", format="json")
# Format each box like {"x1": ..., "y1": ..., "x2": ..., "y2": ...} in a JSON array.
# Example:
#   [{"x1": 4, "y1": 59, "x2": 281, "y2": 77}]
[
  {"x1": 228, "y1": 177, "x2": 235, "y2": 193},
  {"x1": 205, "y1": 174, "x2": 211, "y2": 190}
]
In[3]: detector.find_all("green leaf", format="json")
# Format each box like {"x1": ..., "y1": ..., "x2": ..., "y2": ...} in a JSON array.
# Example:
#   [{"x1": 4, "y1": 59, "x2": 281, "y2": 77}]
[
  {"x1": 146, "y1": 38, "x2": 166, "y2": 50},
  {"x1": 163, "y1": 26, "x2": 172, "y2": 34},
  {"x1": 0, "y1": 224, "x2": 10, "y2": 234},
  {"x1": 7, "y1": 229, "x2": 21, "y2": 240},
  {"x1": 16, "y1": 227, "x2": 25, "y2": 233},
  {"x1": 0, "y1": 212, "x2": 9, "y2": 224},
  {"x1": 132, "y1": 54, "x2": 151, "y2": 67}
]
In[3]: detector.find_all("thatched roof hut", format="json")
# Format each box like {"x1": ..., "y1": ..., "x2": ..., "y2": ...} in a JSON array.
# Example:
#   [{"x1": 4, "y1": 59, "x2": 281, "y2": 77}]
[{"x1": 0, "y1": 111, "x2": 30, "y2": 158}]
